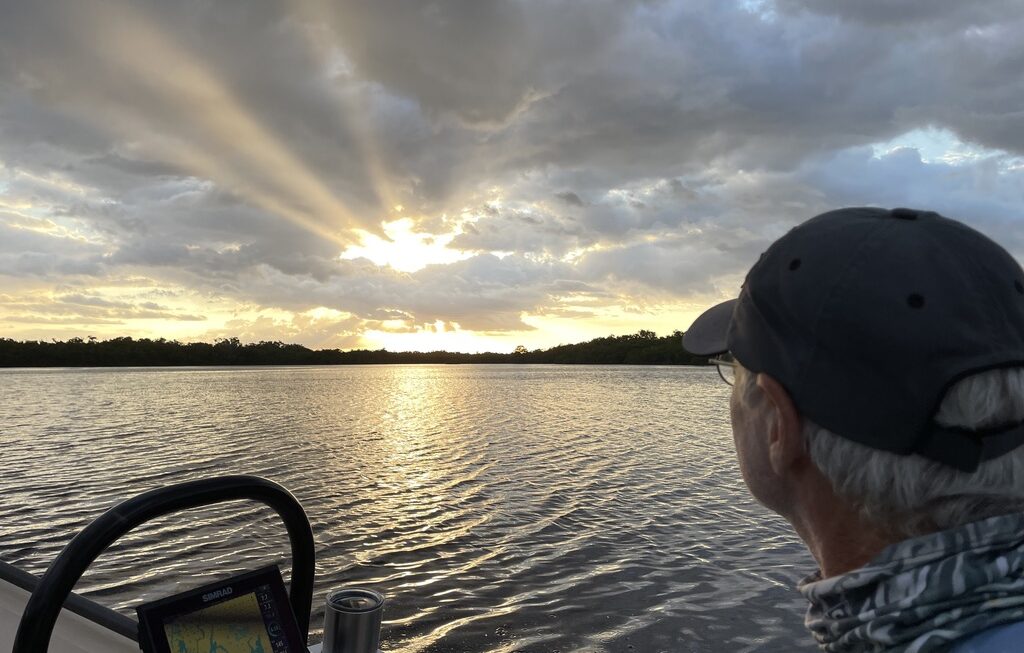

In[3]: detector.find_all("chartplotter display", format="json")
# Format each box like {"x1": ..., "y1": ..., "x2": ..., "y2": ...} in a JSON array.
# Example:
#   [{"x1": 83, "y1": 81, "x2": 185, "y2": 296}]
[{"x1": 136, "y1": 566, "x2": 306, "y2": 653}]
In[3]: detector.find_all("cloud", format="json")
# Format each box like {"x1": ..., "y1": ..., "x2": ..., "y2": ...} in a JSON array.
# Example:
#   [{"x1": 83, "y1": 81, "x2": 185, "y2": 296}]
[
  {"x1": 1, "y1": 0, "x2": 1023, "y2": 347},
  {"x1": 775, "y1": 0, "x2": 1021, "y2": 27},
  {"x1": 0, "y1": 219, "x2": 107, "y2": 278},
  {"x1": 798, "y1": 146, "x2": 1024, "y2": 255},
  {"x1": 199, "y1": 312, "x2": 365, "y2": 350},
  {"x1": 1, "y1": 291, "x2": 207, "y2": 326},
  {"x1": 555, "y1": 192, "x2": 585, "y2": 207},
  {"x1": 230, "y1": 253, "x2": 576, "y2": 333}
]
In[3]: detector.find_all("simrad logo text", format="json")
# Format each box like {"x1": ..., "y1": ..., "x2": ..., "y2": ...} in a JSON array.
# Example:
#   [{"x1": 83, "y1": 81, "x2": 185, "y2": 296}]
[{"x1": 202, "y1": 587, "x2": 233, "y2": 602}]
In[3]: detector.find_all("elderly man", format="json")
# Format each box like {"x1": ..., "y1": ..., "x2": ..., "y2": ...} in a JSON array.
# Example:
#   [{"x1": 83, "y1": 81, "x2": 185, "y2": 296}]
[{"x1": 683, "y1": 207, "x2": 1024, "y2": 652}]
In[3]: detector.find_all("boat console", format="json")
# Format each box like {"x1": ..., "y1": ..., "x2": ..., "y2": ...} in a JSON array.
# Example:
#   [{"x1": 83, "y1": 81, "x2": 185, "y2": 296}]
[{"x1": 6, "y1": 475, "x2": 384, "y2": 653}]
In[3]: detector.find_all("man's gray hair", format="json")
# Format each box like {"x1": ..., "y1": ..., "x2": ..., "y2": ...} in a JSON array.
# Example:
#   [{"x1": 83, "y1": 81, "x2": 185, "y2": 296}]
[{"x1": 737, "y1": 366, "x2": 1024, "y2": 538}]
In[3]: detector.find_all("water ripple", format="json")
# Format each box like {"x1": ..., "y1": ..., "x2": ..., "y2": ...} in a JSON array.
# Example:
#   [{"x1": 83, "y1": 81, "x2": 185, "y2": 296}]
[{"x1": 0, "y1": 365, "x2": 815, "y2": 651}]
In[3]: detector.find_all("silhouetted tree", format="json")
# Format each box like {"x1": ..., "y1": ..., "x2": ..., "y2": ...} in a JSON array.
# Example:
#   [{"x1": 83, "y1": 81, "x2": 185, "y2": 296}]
[{"x1": 0, "y1": 330, "x2": 711, "y2": 367}]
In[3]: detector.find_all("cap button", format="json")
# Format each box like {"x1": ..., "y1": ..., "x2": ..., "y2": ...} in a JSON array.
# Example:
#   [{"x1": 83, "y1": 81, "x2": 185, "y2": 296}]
[{"x1": 890, "y1": 207, "x2": 920, "y2": 220}]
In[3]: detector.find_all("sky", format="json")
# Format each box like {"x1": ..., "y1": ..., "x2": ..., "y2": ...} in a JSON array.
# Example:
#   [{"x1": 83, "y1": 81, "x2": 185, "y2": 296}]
[{"x1": 1, "y1": 0, "x2": 1023, "y2": 353}]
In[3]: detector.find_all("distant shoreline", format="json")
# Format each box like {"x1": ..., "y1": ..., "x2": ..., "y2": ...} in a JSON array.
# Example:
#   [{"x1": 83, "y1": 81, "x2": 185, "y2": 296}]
[
  {"x1": 0, "y1": 362, "x2": 709, "y2": 370},
  {"x1": 1, "y1": 331, "x2": 711, "y2": 368}
]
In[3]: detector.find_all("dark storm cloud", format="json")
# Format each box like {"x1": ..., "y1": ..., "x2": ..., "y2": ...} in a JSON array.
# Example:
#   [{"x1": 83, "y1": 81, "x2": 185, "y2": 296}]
[{"x1": 1, "y1": 0, "x2": 1023, "y2": 341}]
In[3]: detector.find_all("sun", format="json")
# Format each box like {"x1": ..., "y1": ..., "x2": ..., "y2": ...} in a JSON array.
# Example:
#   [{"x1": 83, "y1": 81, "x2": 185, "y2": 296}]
[{"x1": 339, "y1": 218, "x2": 472, "y2": 273}]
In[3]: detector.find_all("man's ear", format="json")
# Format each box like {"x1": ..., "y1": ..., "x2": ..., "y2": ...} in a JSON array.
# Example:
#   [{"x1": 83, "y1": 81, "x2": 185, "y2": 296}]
[{"x1": 756, "y1": 374, "x2": 805, "y2": 475}]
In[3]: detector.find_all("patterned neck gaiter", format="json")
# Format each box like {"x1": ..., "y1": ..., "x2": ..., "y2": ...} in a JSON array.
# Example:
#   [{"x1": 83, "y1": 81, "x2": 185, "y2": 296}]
[{"x1": 798, "y1": 512, "x2": 1024, "y2": 653}]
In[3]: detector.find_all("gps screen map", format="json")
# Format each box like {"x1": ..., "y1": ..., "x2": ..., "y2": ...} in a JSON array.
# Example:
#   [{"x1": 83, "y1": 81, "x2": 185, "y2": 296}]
[
  {"x1": 163, "y1": 586, "x2": 279, "y2": 652},
  {"x1": 136, "y1": 566, "x2": 307, "y2": 653}
]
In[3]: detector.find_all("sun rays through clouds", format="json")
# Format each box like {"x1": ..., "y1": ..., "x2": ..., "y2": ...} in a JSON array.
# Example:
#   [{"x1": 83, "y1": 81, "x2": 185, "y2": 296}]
[{"x1": 2, "y1": 0, "x2": 1023, "y2": 350}]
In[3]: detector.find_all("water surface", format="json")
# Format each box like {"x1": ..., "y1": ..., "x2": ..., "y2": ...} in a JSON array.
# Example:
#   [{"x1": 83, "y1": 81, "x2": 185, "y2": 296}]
[{"x1": 0, "y1": 365, "x2": 815, "y2": 651}]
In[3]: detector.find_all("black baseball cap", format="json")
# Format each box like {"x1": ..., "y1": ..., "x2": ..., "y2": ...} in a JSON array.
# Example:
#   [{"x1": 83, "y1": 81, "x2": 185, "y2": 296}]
[{"x1": 683, "y1": 207, "x2": 1024, "y2": 472}]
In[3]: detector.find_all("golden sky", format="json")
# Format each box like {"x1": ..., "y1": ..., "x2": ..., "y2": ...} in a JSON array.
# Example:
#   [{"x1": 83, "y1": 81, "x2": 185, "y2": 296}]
[{"x1": 1, "y1": 0, "x2": 1022, "y2": 352}]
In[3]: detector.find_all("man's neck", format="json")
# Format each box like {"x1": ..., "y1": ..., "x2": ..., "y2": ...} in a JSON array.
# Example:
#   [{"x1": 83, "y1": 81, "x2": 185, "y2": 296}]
[{"x1": 787, "y1": 467, "x2": 899, "y2": 578}]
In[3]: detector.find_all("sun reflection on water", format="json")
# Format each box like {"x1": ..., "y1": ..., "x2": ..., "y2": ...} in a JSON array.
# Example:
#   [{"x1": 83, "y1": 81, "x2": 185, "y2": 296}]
[{"x1": 0, "y1": 365, "x2": 814, "y2": 652}]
